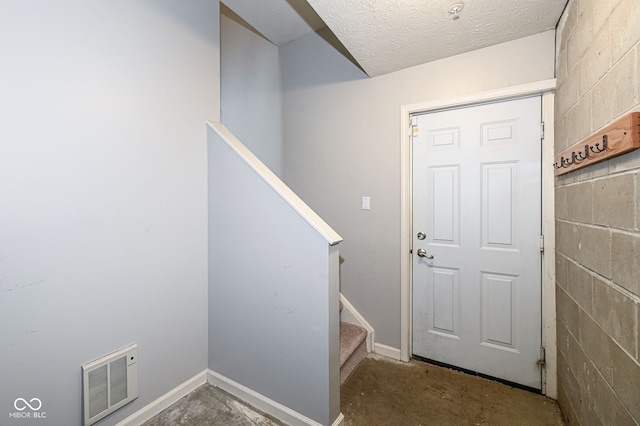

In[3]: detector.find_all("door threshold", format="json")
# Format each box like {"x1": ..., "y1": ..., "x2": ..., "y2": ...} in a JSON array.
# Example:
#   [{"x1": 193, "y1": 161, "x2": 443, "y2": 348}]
[{"x1": 411, "y1": 354, "x2": 542, "y2": 395}]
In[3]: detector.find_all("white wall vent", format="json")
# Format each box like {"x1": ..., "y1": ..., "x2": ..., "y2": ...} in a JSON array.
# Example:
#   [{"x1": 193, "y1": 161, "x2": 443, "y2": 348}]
[{"x1": 82, "y1": 344, "x2": 138, "y2": 426}]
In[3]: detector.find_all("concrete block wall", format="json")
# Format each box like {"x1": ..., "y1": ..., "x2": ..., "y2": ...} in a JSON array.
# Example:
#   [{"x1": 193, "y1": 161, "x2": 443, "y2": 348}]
[{"x1": 555, "y1": 0, "x2": 640, "y2": 424}]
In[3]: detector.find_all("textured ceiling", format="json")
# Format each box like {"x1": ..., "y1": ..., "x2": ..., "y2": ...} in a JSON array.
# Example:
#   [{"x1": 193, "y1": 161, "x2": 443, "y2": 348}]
[{"x1": 223, "y1": 0, "x2": 568, "y2": 77}]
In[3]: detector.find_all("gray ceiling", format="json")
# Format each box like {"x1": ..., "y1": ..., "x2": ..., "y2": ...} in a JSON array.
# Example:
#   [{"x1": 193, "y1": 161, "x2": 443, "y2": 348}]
[{"x1": 222, "y1": 0, "x2": 568, "y2": 76}]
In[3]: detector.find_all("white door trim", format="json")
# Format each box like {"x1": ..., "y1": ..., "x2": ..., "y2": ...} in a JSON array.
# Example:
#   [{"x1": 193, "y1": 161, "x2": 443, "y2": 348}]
[{"x1": 399, "y1": 79, "x2": 557, "y2": 397}]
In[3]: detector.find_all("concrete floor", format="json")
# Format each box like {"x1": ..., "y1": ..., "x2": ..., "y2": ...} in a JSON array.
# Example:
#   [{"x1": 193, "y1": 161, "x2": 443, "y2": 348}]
[
  {"x1": 341, "y1": 355, "x2": 565, "y2": 425},
  {"x1": 141, "y1": 384, "x2": 283, "y2": 426},
  {"x1": 145, "y1": 355, "x2": 565, "y2": 425}
]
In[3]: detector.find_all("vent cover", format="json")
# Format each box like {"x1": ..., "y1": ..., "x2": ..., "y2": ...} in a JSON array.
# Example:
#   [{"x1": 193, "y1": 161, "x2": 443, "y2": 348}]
[{"x1": 82, "y1": 344, "x2": 138, "y2": 426}]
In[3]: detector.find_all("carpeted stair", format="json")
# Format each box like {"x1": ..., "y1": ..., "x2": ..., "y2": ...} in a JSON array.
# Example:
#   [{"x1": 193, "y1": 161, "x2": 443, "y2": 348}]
[{"x1": 339, "y1": 301, "x2": 368, "y2": 386}]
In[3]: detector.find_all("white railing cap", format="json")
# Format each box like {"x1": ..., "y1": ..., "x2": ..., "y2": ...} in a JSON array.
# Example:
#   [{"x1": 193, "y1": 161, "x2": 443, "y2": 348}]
[{"x1": 208, "y1": 121, "x2": 343, "y2": 246}]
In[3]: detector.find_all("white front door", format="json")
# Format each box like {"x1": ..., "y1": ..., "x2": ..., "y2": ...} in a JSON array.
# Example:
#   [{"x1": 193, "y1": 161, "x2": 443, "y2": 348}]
[{"x1": 412, "y1": 96, "x2": 543, "y2": 390}]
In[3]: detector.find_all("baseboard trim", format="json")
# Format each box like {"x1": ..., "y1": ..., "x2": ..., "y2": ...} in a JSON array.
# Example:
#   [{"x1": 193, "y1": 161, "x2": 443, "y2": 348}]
[
  {"x1": 113, "y1": 369, "x2": 344, "y2": 426},
  {"x1": 339, "y1": 293, "x2": 375, "y2": 352},
  {"x1": 115, "y1": 370, "x2": 207, "y2": 426},
  {"x1": 207, "y1": 369, "x2": 341, "y2": 426},
  {"x1": 374, "y1": 343, "x2": 402, "y2": 360}
]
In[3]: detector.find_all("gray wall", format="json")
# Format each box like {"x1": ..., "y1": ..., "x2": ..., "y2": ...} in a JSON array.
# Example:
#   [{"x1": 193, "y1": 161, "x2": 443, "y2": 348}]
[
  {"x1": 555, "y1": 0, "x2": 640, "y2": 424},
  {"x1": 280, "y1": 30, "x2": 556, "y2": 348},
  {"x1": 207, "y1": 125, "x2": 340, "y2": 425},
  {"x1": 221, "y1": 12, "x2": 283, "y2": 176},
  {"x1": 0, "y1": 1, "x2": 219, "y2": 424}
]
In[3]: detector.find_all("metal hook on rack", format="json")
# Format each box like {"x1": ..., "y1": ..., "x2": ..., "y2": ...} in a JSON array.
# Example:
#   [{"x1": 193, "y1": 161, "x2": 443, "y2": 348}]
[
  {"x1": 553, "y1": 112, "x2": 640, "y2": 175},
  {"x1": 562, "y1": 152, "x2": 576, "y2": 166},
  {"x1": 590, "y1": 135, "x2": 608, "y2": 153},
  {"x1": 576, "y1": 144, "x2": 589, "y2": 161}
]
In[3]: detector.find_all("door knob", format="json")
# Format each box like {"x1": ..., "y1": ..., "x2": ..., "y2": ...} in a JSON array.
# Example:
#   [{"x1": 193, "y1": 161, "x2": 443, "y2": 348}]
[{"x1": 416, "y1": 249, "x2": 434, "y2": 259}]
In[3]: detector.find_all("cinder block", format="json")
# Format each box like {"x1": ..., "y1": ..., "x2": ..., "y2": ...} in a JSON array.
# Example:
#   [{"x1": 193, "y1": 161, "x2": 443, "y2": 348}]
[
  {"x1": 592, "y1": 52, "x2": 637, "y2": 130},
  {"x1": 576, "y1": 159, "x2": 610, "y2": 182},
  {"x1": 591, "y1": 0, "x2": 618, "y2": 36},
  {"x1": 557, "y1": 313, "x2": 571, "y2": 353},
  {"x1": 567, "y1": 93, "x2": 593, "y2": 145},
  {"x1": 567, "y1": 181, "x2": 594, "y2": 223},
  {"x1": 557, "y1": 285, "x2": 583, "y2": 340},
  {"x1": 556, "y1": 253, "x2": 569, "y2": 290},
  {"x1": 610, "y1": 0, "x2": 640, "y2": 64},
  {"x1": 562, "y1": 324, "x2": 590, "y2": 394},
  {"x1": 637, "y1": 306, "x2": 640, "y2": 362},
  {"x1": 579, "y1": 370, "x2": 601, "y2": 424},
  {"x1": 592, "y1": 368, "x2": 637, "y2": 426},
  {"x1": 611, "y1": 231, "x2": 640, "y2": 296},
  {"x1": 567, "y1": 260, "x2": 594, "y2": 315},
  {"x1": 607, "y1": 149, "x2": 640, "y2": 175},
  {"x1": 561, "y1": 329, "x2": 579, "y2": 376},
  {"x1": 568, "y1": 315, "x2": 593, "y2": 390},
  {"x1": 559, "y1": 169, "x2": 581, "y2": 185},
  {"x1": 577, "y1": 0, "x2": 592, "y2": 18},
  {"x1": 568, "y1": 7, "x2": 594, "y2": 69},
  {"x1": 557, "y1": 0, "x2": 579, "y2": 53},
  {"x1": 556, "y1": 220, "x2": 580, "y2": 261},
  {"x1": 579, "y1": 370, "x2": 602, "y2": 426},
  {"x1": 611, "y1": 341, "x2": 640, "y2": 420},
  {"x1": 555, "y1": 115, "x2": 568, "y2": 154},
  {"x1": 578, "y1": 225, "x2": 612, "y2": 279},
  {"x1": 556, "y1": 68, "x2": 580, "y2": 119},
  {"x1": 580, "y1": 312, "x2": 615, "y2": 384},
  {"x1": 593, "y1": 173, "x2": 635, "y2": 229},
  {"x1": 638, "y1": 173, "x2": 640, "y2": 230},
  {"x1": 566, "y1": 323, "x2": 608, "y2": 426},
  {"x1": 557, "y1": 46, "x2": 569, "y2": 87},
  {"x1": 579, "y1": 23, "x2": 611, "y2": 96},
  {"x1": 593, "y1": 278, "x2": 638, "y2": 356},
  {"x1": 557, "y1": 355, "x2": 581, "y2": 426},
  {"x1": 555, "y1": 185, "x2": 569, "y2": 220}
]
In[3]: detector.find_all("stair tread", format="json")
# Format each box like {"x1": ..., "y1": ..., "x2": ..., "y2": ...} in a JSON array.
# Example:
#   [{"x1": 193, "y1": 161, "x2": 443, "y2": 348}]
[{"x1": 340, "y1": 322, "x2": 367, "y2": 367}]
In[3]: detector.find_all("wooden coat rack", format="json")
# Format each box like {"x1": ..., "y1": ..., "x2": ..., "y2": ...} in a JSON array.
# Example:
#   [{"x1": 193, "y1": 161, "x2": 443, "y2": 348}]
[{"x1": 554, "y1": 112, "x2": 640, "y2": 176}]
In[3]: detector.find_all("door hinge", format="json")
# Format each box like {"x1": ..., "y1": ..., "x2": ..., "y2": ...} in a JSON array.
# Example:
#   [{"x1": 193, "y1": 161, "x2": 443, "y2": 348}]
[
  {"x1": 537, "y1": 346, "x2": 546, "y2": 368},
  {"x1": 539, "y1": 235, "x2": 544, "y2": 252},
  {"x1": 540, "y1": 122, "x2": 545, "y2": 140},
  {"x1": 410, "y1": 116, "x2": 419, "y2": 138}
]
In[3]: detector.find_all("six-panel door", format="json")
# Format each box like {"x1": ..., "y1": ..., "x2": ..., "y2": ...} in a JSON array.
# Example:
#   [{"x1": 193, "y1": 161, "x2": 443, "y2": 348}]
[{"x1": 412, "y1": 96, "x2": 543, "y2": 390}]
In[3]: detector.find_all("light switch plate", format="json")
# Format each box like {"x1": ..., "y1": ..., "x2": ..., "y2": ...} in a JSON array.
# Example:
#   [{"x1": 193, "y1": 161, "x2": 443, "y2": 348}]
[{"x1": 362, "y1": 196, "x2": 371, "y2": 210}]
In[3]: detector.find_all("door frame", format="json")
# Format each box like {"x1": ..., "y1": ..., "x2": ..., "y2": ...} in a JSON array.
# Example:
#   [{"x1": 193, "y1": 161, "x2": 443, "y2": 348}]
[{"x1": 399, "y1": 79, "x2": 557, "y2": 397}]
